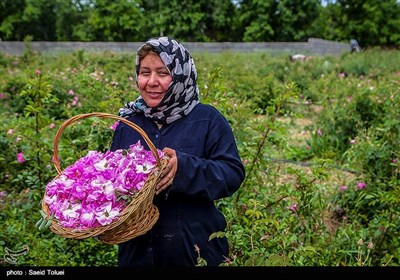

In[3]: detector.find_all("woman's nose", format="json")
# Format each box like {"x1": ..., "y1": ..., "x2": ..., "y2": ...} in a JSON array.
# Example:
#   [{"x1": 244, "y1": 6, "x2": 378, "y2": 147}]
[{"x1": 147, "y1": 73, "x2": 159, "y2": 86}]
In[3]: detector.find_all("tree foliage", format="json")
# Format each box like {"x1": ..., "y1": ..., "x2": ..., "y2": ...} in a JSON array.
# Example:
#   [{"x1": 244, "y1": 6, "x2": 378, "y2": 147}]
[
  {"x1": 0, "y1": 0, "x2": 399, "y2": 47},
  {"x1": 329, "y1": 0, "x2": 400, "y2": 47}
]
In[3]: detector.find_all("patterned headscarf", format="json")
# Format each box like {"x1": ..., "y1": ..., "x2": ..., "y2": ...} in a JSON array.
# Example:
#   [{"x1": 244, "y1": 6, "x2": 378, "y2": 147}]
[{"x1": 118, "y1": 37, "x2": 200, "y2": 124}]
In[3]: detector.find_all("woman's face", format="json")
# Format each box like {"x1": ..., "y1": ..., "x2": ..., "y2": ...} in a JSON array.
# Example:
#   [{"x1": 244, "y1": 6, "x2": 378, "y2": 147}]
[{"x1": 137, "y1": 53, "x2": 172, "y2": 108}]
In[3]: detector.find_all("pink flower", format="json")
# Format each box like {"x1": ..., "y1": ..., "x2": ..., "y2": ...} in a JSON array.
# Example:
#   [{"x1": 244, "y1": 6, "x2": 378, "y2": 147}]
[
  {"x1": 80, "y1": 211, "x2": 96, "y2": 228},
  {"x1": 16, "y1": 137, "x2": 22, "y2": 142},
  {"x1": 350, "y1": 139, "x2": 356, "y2": 144},
  {"x1": 35, "y1": 69, "x2": 41, "y2": 75},
  {"x1": 110, "y1": 121, "x2": 119, "y2": 131},
  {"x1": 70, "y1": 96, "x2": 79, "y2": 106},
  {"x1": 289, "y1": 204, "x2": 297, "y2": 212},
  {"x1": 96, "y1": 202, "x2": 121, "y2": 226},
  {"x1": 339, "y1": 185, "x2": 348, "y2": 192},
  {"x1": 43, "y1": 141, "x2": 163, "y2": 230},
  {"x1": 49, "y1": 123, "x2": 56, "y2": 129},
  {"x1": 317, "y1": 129, "x2": 323, "y2": 136},
  {"x1": 17, "y1": 152, "x2": 26, "y2": 163},
  {"x1": 68, "y1": 89, "x2": 74, "y2": 95},
  {"x1": 357, "y1": 182, "x2": 367, "y2": 190},
  {"x1": 62, "y1": 204, "x2": 81, "y2": 220},
  {"x1": 0, "y1": 93, "x2": 6, "y2": 99},
  {"x1": 7, "y1": 129, "x2": 14, "y2": 135}
]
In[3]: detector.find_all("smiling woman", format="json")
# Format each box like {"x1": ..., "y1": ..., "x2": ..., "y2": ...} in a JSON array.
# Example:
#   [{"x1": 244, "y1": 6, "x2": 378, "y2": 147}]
[{"x1": 111, "y1": 36, "x2": 245, "y2": 267}]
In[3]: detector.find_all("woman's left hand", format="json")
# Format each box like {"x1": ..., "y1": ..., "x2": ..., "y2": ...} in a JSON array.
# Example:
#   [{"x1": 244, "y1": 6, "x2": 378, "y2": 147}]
[{"x1": 156, "y1": 147, "x2": 177, "y2": 195}]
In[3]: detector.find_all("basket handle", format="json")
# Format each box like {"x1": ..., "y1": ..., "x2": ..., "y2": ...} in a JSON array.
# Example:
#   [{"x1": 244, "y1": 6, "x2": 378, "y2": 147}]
[{"x1": 52, "y1": 112, "x2": 161, "y2": 174}]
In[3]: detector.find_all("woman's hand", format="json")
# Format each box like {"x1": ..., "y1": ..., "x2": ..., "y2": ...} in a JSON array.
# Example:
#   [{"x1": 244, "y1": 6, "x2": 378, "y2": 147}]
[{"x1": 156, "y1": 147, "x2": 177, "y2": 195}]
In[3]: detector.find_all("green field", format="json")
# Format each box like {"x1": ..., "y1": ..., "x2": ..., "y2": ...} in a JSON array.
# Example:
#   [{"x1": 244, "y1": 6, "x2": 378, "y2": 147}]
[{"x1": 1, "y1": 48, "x2": 399, "y2": 266}]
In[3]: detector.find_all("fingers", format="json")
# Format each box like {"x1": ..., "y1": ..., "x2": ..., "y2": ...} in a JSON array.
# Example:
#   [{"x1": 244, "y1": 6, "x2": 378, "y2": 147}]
[
  {"x1": 158, "y1": 171, "x2": 174, "y2": 187},
  {"x1": 162, "y1": 147, "x2": 175, "y2": 159},
  {"x1": 156, "y1": 147, "x2": 177, "y2": 195},
  {"x1": 155, "y1": 175, "x2": 173, "y2": 195}
]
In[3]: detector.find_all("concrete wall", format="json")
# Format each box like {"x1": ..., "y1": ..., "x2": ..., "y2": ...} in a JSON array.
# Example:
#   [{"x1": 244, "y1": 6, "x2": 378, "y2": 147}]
[{"x1": 0, "y1": 38, "x2": 350, "y2": 57}]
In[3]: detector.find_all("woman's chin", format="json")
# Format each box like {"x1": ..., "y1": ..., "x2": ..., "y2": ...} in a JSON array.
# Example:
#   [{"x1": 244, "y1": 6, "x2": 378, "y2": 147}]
[{"x1": 147, "y1": 101, "x2": 162, "y2": 108}]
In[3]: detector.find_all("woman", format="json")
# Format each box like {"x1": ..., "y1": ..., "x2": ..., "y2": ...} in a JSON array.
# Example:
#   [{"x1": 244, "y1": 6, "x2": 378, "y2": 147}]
[{"x1": 110, "y1": 37, "x2": 245, "y2": 267}]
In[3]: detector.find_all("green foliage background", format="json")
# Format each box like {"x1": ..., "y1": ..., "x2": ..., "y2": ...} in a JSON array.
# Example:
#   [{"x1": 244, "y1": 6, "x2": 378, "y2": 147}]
[{"x1": 1, "y1": 0, "x2": 400, "y2": 47}]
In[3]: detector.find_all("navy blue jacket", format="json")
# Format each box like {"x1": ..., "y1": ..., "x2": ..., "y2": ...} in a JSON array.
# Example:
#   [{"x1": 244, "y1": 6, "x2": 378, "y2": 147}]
[{"x1": 110, "y1": 103, "x2": 245, "y2": 267}]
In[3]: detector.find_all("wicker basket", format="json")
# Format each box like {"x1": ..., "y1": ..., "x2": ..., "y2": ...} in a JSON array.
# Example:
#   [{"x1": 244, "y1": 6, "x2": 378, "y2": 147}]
[{"x1": 41, "y1": 112, "x2": 168, "y2": 244}]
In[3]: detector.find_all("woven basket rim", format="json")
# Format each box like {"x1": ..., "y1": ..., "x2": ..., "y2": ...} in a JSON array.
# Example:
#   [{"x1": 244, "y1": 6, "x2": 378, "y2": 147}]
[{"x1": 52, "y1": 112, "x2": 162, "y2": 174}]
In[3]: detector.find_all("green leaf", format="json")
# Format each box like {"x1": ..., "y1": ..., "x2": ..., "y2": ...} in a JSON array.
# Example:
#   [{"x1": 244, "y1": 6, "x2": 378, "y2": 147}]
[
  {"x1": 38, "y1": 218, "x2": 47, "y2": 230},
  {"x1": 209, "y1": 231, "x2": 226, "y2": 241},
  {"x1": 45, "y1": 218, "x2": 53, "y2": 228},
  {"x1": 35, "y1": 218, "x2": 43, "y2": 228},
  {"x1": 39, "y1": 209, "x2": 47, "y2": 219}
]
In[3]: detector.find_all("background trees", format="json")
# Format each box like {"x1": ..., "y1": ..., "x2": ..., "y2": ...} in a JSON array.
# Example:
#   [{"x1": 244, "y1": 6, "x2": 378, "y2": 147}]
[{"x1": 1, "y1": 0, "x2": 399, "y2": 47}]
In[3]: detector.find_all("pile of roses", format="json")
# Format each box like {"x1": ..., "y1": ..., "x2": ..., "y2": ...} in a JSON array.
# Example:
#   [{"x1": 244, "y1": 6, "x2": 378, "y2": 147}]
[{"x1": 43, "y1": 141, "x2": 162, "y2": 230}]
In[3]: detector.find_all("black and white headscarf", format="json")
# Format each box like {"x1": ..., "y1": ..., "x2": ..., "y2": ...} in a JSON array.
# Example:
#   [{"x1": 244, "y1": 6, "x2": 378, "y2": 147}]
[{"x1": 118, "y1": 37, "x2": 200, "y2": 124}]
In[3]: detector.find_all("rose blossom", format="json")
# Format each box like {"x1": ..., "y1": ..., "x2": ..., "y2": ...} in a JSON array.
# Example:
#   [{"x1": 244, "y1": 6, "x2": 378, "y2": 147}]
[
  {"x1": 17, "y1": 152, "x2": 26, "y2": 163},
  {"x1": 44, "y1": 141, "x2": 163, "y2": 230},
  {"x1": 357, "y1": 182, "x2": 367, "y2": 190}
]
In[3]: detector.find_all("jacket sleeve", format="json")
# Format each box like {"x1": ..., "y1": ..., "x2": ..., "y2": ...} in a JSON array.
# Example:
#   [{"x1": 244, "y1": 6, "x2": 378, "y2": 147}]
[{"x1": 171, "y1": 115, "x2": 245, "y2": 201}]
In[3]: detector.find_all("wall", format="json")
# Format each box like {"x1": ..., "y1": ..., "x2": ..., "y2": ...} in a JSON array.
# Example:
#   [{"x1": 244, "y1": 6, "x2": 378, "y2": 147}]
[{"x1": 0, "y1": 38, "x2": 350, "y2": 56}]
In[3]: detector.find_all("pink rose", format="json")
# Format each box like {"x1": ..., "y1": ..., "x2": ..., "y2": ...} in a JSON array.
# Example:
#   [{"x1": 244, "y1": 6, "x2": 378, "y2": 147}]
[{"x1": 17, "y1": 152, "x2": 26, "y2": 163}]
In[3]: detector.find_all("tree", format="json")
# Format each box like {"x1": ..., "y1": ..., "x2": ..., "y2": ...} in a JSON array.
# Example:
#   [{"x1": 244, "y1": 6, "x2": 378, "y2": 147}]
[
  {"x1": 72, "y1": 0, "x2": 145, "y2": 41},
  {"x1": 236, "y1": 0, "x2": 275, "y2": 42},
  {"x1": 0, "y1": 0, "x2": 86, "y2": 41},
  {"x1": 322, "y1": 0, "x2": 400, "y2": 47},
  {"x1": 235, "y1": 0, "x2": 320, "y2": 42},
  {"x1": 54, "y1": 0, "x2": 90, "y2": 41},
  {"x1": 0, "y1": 0, "x2": 22, "y2": 40},
  {"x1": 140, "y1": 0, "x2": 208, "y2": 42},
  {"x1": 0, "y1": 0, "x2": 40, "y2": 41},
  {"x1": 0, "y1": 0, "x2": 399, "y2": 46},
  {"x1": 140, "y1": 0, "x2": 238, "y2": 42},
  {"x1": 269, "y1": 0, "x2": 320, "y2": 42}
]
